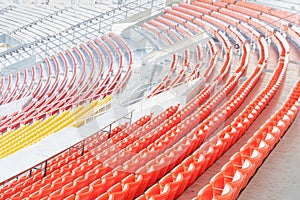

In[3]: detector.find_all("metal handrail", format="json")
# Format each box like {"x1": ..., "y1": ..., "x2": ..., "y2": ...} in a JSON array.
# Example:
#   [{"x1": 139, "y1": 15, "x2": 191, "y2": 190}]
[{"x1": 0, "y1": 108, "x2": 134, "y2": 186}]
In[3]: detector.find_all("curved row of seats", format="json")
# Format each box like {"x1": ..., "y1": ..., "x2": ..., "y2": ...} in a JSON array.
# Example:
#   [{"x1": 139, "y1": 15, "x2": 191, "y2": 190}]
[
  {"x1": 0, "y1": 33, "x2": 133, "y2": 156},
  {"x1": 137, "y1": 0, "x2": 297, "y2": 199},
  {"x1": 43, "y1": 2, "x2": 260, "y2": 198},
  {"x1": 196, "y1": 80, "x2": 299, "y2": 199},
  {"x1": 122, "y1": 3, "x2": 266, "y2": 199},
  {"x1": 0, "y1": 95, "x2": 112, "y2": 158},
  {"x1": 0, "y1": 6, "x2": 233, "y2": 195},
  {"x1": 0, "y1": 33, "x2": 132, "y2": 130},
  {"x1": 189, "y1": 1, "x2": 299, "y2": 199},
  {"x1": 0, "y1": 104, "x2": 180, "y2": 199},
  {"x1": 90, "y1": 0, "x2": 295, "y2": 199},
  {"x1": 147, "y1": 40, "x2": 216, "y2": 98},
  {"x1": 0, "y1": 0, "x2": 246, "y2": 197},
  {"x1": 1, "y1": 0, "x2": 299, "y2": 199}
]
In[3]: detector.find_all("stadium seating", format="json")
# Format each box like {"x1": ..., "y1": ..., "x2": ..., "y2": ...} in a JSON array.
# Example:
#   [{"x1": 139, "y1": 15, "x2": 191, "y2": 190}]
[
  {"x1": 0, "y1": 0, "x2": 300, "y2": 200},
  {"x1": 0, "y1": 32, "x2": 132, "y2": 135}
]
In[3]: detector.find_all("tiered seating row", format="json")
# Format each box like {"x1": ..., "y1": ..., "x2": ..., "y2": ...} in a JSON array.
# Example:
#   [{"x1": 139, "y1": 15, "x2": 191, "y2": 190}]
[
  {"x1": 147, "y1": 40, "x2": 216, "y2": 98},
  {"x1": 0, "y1": 20, "x2": 223, "y2": 195},
  {"x1": 0, "y1": 34, "x2": 132, "y2": 135},
  {"x1": 1, "y1": 1, "x2": 300, "y2": 200},
  {"x1": 0, "y1": 96, "x2": 112, "y2": 158},
  {"x1": 134, "y1": 16, "x2": 267, "y2": 200},
  {"x1": 92, "y1": 11, "x2": 260, "y2": 199},
  {"x1": 0, "y1": 104, "x2": 179, "y2": 199},
  {"x1": 121, "y1": 0, "x2": 294, "y2": 199},
  {"x1": 196, "y1": 78, "x2": 299, "y2": 200}
]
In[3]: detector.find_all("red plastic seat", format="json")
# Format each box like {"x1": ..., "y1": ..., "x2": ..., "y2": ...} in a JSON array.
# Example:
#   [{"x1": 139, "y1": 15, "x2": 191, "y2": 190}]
[
  {"x1": 240, "y1": 144, "x2": 263, "y2": 168},
  {"x1": 196, "y1": 184, "x2": 214, "y2": 200},
  {"x1": 28, "y1": 190, "x2": 42, "y2": 200},
  {"x1": 107, "y1": 183, "x2": 129, "y2": 199},
  {"x1": 65, "y1": 194, "x2": 76, "y2": 200},
  {"x1": 100, "y1": 171, "x2": 119, "y2": 187},
  {"x1": 3, "y1": 187, "x2": 15, "y2": 199},
  {"x1": 210, "y1": 171, "x2": 240, "y2": 200},
  {"x1": 144, "y1": 184, "x2": 170, "y2": 200},
  {"x1": 61, "y1": 182, "x2": 76, "y2": 198},
  {"x1": 40, "y1": 183, "x2": 54, "y2": 197},
  {"x1": 62, "y1": 172, "x2": 75, "y2": 184},
  {"x1": 246, "y1": 137, "x2": 269, "y2": 159},
  {"x1": 31, "y1": 179, "x2": 44, "y2": 193},
  {"x1": 74, "y1": 175, "x2": 87, "y2": 191},
  {"x1": 253, "y1": 130, "x2": 276, "y2": 150},
  {"x1": 10, "y1": 191, "x2": 24, "y2": 200},
  {"x1": 190, "y1": 151, "x2": 206, "y2": 177},
  {"x1": 171, "y1": 163, "x2": 195, "y2": 195},
  {"x1": 121, "y1": 174, "x2": 143, "y2": 199},
  {"x1": 159, "y1": 173, "x2": 184, "y2": 199},
  {"x1": 42, "y1": 174, "x2": 55, "y2": 185},
  {"x1": 89, "y1": 179, "x2": 108, "y2": 199},
  {"x1": 75, "y1": 186, "x2": 93, "y2": 200},
  {"x1": 214, "y1": 183, "x2": 234, "y2": 200},
  {"x1": 22, "y1": 185, "x2": 33, "y2": 197},
  {"x1": 52, "y1": 177, "x2": 65, "y2": 191},
  {"x1": 229, "y1": 153, "x2": 254, "y2": 187},
  {"x1": 49, "y1": 189, "x2": 64, "y2": 200},
  {"x1": 94, "y1": 193, "x2": 109, "y2": 200},
  {"x1": 85, "y1": 168, "x2": 99, "y2": 184},
  {"x1": 223, "y1": 168, "x2": 244, "y2": 199}
]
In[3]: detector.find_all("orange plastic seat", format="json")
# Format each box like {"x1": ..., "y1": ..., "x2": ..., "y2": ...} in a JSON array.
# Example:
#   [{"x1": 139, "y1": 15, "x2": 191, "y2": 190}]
[
  {"x1": 121, "y1": 174, "x2": 143, "y2": 199},
  {"x1": 107, "y1": 183, "x2": 129, "y2": 199},
  {"x1": 144, "y1": 184, "x2": 170, "y2": 200},
  {"x1": 240, "y1": 144, "x2": 263, "y2": 168},
  {"x1": 89, "y1": 179, "x2": 108, "y2": 199},
  {"x1": 159, "y1": 173, "x2": 184, "y2": 199},
  {"x1": 196, "y1": 184, "x2": 214, "y2": 200},
  {"x1": 74, "y1": 175, "x2": 87, "y2": 191},
  {"x1": 85, "y1": 168, "x2": 99, "y2": 184},
  {"x1": 75, "y1": 186, "x2": 93, "y2": 200},
  {"x1": 40, "y1": 183, "x2": 54, "y2": 197},
  {"x1": 10, "y1": 191, "x2": 24, "y2": 200},
  {"x1": 49, "y1": 189, "x2": 64, "y2": 200},
  {"x1": 3, "y1": 187, "x2": 15, "y2": 199},
  {"x1": 64, "y1": 194, "x2": 76, "y2": 200},
  {"x1": 28, "y1": 190, "x2": 42, "y2": 200},
  {"x1": 52, "y1": 177, "x2": 65, "y2": 191},
  {"x1": 94, "y1": 193, "x2": 109, "y2": 200},
  {"x1": 61, "y1": 182, "x2": 76, "y2": 198}
]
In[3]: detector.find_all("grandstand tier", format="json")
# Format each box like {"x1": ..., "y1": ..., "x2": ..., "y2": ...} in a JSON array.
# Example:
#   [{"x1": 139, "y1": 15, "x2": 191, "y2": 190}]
[{"x1": 0, "y1": 0, "x2": 300, "y2": 200}]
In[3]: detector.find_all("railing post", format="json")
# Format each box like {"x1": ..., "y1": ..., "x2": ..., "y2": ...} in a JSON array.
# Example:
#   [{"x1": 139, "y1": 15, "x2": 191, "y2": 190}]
[
  {"x1": 81, "y1": 140, "x2": 85, "y2": 156},
  {"x1": 43, "y1": 160, "x2": 47, "y2": 177},
  {"x1": 129, "y1": 110, "x2": 133, "y2": 125}
]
